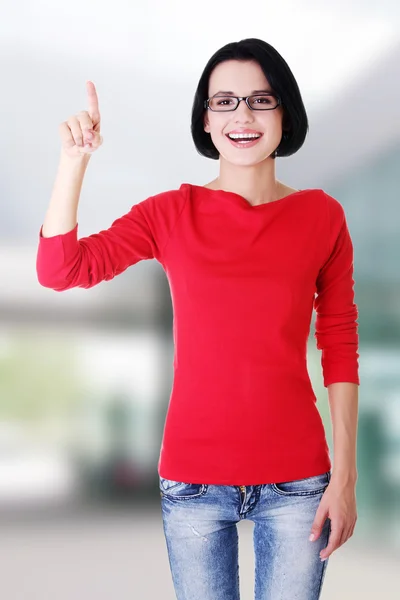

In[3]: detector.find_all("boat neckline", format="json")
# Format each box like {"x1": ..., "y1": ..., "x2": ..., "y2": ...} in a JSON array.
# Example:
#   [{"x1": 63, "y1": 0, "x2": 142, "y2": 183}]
[{"x1": 181, "y1": 183, "x2": 317, "y2": 209}]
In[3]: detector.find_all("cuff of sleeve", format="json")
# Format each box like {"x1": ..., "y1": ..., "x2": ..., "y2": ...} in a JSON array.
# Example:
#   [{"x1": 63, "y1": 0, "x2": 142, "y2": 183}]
[
  {"x1": 39, "y1": 223, "x2": 78, "y2": 241},
  {"x1": 324, "y1": 373, "x2": 360, "y2": 387}
]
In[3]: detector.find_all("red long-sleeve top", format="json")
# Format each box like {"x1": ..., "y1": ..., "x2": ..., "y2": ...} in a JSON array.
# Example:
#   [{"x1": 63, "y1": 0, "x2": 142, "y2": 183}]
[{"x1": 36, "y1": 184, "x2": 360, "y2": 485}]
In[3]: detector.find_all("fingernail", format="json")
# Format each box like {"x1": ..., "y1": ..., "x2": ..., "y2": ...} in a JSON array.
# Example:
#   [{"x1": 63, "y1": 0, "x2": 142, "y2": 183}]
[
  {"x1": 321, "y1": 557, "x2": 328, "y2": 562},
  {"x1": 309, "y1": 534, "x2": 315, "y2": 541}
]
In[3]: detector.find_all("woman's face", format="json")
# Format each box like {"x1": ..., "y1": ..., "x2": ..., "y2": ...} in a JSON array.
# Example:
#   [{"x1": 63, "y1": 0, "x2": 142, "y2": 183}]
[{"x1": 204, "y1": 59, "x2": 284, "y2": 165}]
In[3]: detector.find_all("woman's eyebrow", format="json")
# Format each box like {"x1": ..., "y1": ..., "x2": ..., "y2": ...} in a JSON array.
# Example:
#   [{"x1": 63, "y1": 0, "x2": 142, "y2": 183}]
[{"x1": 213, "y1": 89, "x2": 273, "y2": 95}]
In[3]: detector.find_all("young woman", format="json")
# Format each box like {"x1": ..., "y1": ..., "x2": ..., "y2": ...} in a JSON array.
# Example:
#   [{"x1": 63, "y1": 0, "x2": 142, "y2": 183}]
[{"x1": 37, "y1": 38, "x2": 359, "y2": 600}]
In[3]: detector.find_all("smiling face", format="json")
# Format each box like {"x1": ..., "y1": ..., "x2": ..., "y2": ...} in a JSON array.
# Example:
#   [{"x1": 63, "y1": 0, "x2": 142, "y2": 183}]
[{"x1": 203, "y1": 59, "x2": 284, "y2": 165}]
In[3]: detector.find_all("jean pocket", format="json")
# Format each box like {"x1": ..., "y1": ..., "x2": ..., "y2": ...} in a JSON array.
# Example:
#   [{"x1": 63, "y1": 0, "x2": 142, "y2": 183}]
[
  {"x1": 271, "y1": 471, "x2": 331, "y2": 497},
  {"x1": 159, "y1": 476, "x2": 208, "y2": 500}
]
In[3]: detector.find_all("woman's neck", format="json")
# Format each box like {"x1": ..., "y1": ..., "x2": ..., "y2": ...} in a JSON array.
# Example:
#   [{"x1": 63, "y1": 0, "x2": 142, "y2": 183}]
[{"x1": 203, "y1": 177, "x2": 298, "y2": 206}]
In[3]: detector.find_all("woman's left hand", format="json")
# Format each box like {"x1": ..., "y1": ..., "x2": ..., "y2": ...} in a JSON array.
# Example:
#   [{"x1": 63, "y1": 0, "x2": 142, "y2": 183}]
[{"x1": 309, "y1": 476, "x2": 358, "y2": 561}]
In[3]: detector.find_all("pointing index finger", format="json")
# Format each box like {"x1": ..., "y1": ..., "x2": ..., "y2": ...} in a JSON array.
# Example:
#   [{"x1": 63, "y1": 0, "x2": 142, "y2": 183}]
[{"x1": 86, "y1": 81, "x2": 100, "y2": 126}]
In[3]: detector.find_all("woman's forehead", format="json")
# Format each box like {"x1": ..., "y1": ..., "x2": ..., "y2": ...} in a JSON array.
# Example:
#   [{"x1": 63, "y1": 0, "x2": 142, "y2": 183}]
[{"x1": 209, "y1": 60, "x2": 271, "y2": 92}]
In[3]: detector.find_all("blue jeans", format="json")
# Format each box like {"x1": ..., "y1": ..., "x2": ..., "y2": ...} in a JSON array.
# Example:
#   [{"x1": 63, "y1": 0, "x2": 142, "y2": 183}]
[{"x1": 159, "y1": 470, "x2": 332, "y2": 600}]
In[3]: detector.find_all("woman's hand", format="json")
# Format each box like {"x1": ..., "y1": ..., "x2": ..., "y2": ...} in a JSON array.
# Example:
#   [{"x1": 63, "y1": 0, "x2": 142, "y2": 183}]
[
  {"x1": 309, "y1": 476, "x2": 358, "y2": 561},
  {"x1": 59, "y1": 81, "x2": 103, "y2": 158}
]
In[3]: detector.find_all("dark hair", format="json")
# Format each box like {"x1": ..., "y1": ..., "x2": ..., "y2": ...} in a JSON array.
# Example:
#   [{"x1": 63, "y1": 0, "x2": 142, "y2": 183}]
[{"x1": 190, "y1": 38, "x2": 309, "y2": 160}]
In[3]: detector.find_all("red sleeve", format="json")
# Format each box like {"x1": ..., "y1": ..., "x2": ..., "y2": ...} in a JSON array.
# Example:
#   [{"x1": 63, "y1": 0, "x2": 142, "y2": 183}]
[
  {"x1": 313, "y1": 193, "x2": 360, "y2": 387},
  {"x1": 36, "y1": 189, "x2": 186, "y2": 291}
]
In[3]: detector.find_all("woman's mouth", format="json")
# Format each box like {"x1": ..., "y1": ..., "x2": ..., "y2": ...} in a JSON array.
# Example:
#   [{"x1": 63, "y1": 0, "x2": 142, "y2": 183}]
[{"x1": 225, "y1": 133, "x2": 263, "y2": 148}]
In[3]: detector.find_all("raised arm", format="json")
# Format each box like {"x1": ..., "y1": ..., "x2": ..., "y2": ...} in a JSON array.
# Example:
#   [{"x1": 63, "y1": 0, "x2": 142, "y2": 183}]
[
  {"x1": 37, "y1": 81, "x2": 158, "y2": 290},
  {"x1": 42, "y1": 81, "x2": 103, "y2": 238}
]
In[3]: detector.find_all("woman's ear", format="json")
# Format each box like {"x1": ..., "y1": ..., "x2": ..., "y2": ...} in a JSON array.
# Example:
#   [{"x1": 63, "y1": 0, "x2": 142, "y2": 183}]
[{"x1": 204, "y1": 114, "x2": 210, "y2": 134}]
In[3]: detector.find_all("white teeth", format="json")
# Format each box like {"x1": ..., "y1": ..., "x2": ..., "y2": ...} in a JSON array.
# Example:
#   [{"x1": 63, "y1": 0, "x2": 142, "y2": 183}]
[{"x1": 228, "y1": 133, "x2": 261, "y2": 139}]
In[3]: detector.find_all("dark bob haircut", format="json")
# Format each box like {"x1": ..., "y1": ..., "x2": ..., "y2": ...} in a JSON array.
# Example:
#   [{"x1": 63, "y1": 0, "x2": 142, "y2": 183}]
[{"x1": 191, "y1": 38, "x2": 309, "y2": 160}]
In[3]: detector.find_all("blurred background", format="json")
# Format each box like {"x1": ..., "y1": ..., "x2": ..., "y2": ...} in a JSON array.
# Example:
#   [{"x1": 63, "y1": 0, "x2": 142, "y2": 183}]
[{"x1": 1, "y1": 0, "x2": 400, "y2": 598}]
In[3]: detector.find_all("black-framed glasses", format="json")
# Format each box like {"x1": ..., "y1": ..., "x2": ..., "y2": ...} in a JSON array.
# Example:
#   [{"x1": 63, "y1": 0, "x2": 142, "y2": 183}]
[{"x1": 204, "y1": 94, "x2": 282, "y2": 112}]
